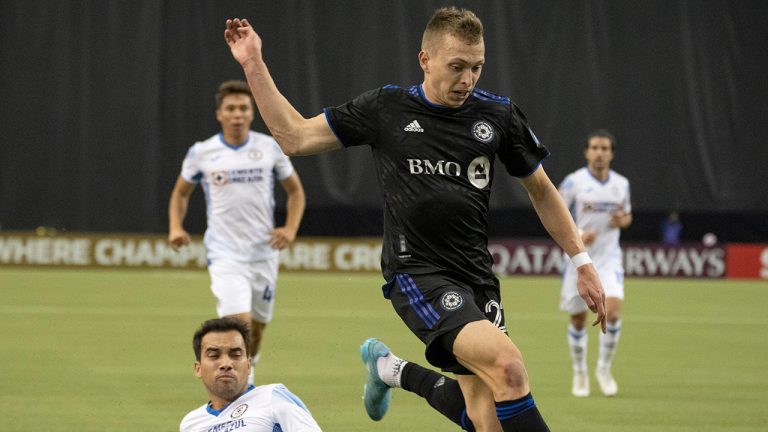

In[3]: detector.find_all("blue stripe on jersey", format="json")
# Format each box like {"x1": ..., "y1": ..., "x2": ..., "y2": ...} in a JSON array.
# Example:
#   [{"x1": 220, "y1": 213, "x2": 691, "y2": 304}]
[
  {"x1": 273, "y1": 386, "x2": 310, "y2": 413},
  {"x1": 217, "y1": 132, "x2": 249, "y2": 150},
  {"x1": 496, "y1": 394, "x2": 535, "y2": 421},
  {"x1": 519, "y1": 158, "x2": 549, "y2": 178},
  {"x1": 396, "y1": 274, "x2": 440, "y2": 328},
  {"x1": 472, "y1": 88, "x2": 511, "y2": 105},
  {"x1": 322, "y1": 107, "x2": 346, "y2": 146},
  {"x1": 527, "y1": 126, "x2": 541, "y2": 146},
  {"x1": 586, "y1": 167, "x2": 610, "y2": 184},
  {"x1": 417, "y1": 84, "x2": 450, "y2": 108},
  {"x1": 383, "y1": 84, "x2": 401, "y2": 89},
  {"x1": 205, "y1": 385, "x2": 256, "y2": 416},
  {"x1": 406, "y1": 85, "x2": 419, "y2": 97}
]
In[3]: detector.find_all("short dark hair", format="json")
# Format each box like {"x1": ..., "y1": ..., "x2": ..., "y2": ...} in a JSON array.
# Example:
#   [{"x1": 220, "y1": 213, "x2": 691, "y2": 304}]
[
  {"x1": 192, "y1": 317, "x2": 251, "y2": 361},
  {"x1": 586, "y1": 129, "x2": 617, "y2": 152},
  {"x1": 422, "y1": 6, "x2": 483, "y2": 49},
  {"x1": 215, "y1": 80, "x2": 253, "y2": 108}
]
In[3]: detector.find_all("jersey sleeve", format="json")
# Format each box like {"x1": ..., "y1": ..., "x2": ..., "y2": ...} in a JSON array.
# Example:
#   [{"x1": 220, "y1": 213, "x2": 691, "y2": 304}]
[
  {"x1": 497, "y1": 104, "x2": 550, "y2": 177},
  {"x1": 270, "y1": 385, "x2": 322, "y2": 431},
  {"x1": 180, "y1": 144, "x2": 203, "y2": 184},
  {"x1": 272, "y1": 140, "x2": 295, "y2": 181},
  {"x1": 623, "y1": 180, "x2": 632, "y2": 214},
  {"x1": 558, "y1": 173, "x2": 576, "y2": 209},
  {"x1": 322, "y1": 88, "x2": 380, "y2": 148}
]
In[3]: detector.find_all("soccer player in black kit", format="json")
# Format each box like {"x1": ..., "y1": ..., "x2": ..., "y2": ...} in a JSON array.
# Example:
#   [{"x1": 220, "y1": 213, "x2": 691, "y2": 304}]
[{"x1": 225, "y1": 7, "x2": 606, "y2": 432}]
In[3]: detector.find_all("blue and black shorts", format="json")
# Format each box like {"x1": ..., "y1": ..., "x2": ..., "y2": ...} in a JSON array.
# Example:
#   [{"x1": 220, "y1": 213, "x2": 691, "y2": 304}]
[{"x1": 383, "y1": 272, "x2": 507, "y2": 374}]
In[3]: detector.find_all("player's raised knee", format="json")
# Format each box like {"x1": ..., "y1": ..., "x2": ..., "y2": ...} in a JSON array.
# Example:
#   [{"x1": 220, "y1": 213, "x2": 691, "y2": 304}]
[{"x1": 493, "y1": 354, "x2": 529, "y2": 396}]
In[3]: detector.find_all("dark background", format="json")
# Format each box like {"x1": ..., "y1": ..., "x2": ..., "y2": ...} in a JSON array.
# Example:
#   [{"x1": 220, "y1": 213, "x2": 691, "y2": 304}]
[{"x1": 2, "y1": 0, "x2": 766, "y2": 242}]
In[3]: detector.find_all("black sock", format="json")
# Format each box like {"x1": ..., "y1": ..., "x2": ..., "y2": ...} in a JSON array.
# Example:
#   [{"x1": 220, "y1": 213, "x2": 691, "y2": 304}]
[
  {"x1": 496, "y1": 393, "x2": 549, "y2": 431},
  {"x1": 400, "y1": 363, "x2": 474, "y2": 431}
]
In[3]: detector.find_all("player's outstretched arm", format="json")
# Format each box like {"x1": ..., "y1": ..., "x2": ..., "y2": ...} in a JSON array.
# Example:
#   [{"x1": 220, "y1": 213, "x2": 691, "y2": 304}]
[
  {"x1": 271, "y1": 172, "x2": 306, "y2": 250},
  {"x1": 224, "y1": 18, "x2": 340, "y2": 156},
  {"x1": 520, "y1": 167, "x2": 607, "y2": 331},
  {"x1": 168, "y1": 176, "x2": 195, "y2": 250}
]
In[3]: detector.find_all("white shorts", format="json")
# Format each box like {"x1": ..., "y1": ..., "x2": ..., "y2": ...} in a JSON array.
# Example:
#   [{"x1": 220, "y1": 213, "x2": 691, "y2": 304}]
[
  {"x1": 208, "y1": 257, "x2": 279, "y2": 323},
  {"x1": 560, "y1": 264, "x2": 624, "y2": 315}
]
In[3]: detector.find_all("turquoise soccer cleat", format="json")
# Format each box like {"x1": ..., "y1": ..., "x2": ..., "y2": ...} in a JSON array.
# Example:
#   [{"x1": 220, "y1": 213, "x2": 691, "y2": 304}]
[{"x1": 360, "y1": 338, "x2": 393, "y2": 421}]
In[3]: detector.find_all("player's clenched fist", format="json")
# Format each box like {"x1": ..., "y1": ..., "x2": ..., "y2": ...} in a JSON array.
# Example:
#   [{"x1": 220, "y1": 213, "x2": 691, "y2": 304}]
[{"x1": 168, "y1": 228, "x2": 191, "y2": 251}]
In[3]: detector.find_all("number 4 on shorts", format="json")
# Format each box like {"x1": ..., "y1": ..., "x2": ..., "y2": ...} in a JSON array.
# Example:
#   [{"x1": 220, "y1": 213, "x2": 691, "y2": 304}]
[{"x1": 262, "y1": 285, "x2": 273, "y2": 302}]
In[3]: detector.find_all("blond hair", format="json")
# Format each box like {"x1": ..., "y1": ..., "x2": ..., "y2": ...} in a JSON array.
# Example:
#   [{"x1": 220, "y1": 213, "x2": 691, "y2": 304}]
[{"x1": 421, "y1": 6, "x2": 484, "y2": 50}]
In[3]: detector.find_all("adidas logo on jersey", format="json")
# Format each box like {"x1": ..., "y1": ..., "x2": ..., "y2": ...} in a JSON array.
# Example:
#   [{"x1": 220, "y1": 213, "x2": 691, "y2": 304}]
[{"x1": 404, "y1": 120, "x2": 424, "y2": 133}]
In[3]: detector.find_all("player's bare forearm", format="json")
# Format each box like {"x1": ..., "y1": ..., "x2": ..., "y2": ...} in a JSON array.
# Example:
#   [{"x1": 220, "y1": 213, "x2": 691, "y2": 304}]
[
  {"x1": 168, "y1": 200, "x2": 187, "y2": 233},
  {"x1": 241, "y1": 60, "x2": 312, "y2": 154},
  {"x1": 522, "y1": 168, "x2": 586, "y2": 257},
  {"x1": 168, "y1": 178, "x2": 194, "y2": 232},
  {"x1": 270, "y1": 172, "x2": 305, "y2": 250},
  {"x1": 283, "y1": 179, "x2": 306, "y2": 236},
  {"x1": 611, "y1": 212, "x2": 633, "y2": 229},
  {"x1": 225, "y1": 18, "x2": 340, "y2": 156},
  {"x1": 168, "y1": 177, "x2": 195, "y2": 248},
  {"x1": 168, "y1": 200, "x2": 190, "y2": 249},
  {"x1": 524, "y1": 168, "x2": 606, "y2": 329}
]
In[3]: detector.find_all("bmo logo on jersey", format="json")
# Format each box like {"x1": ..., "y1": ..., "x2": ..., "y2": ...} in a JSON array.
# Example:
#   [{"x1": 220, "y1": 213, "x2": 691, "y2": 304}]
[
  {"x1": 468, "y1": 156, "x2": 491, "y2": 189},
  {"x1": 407, "y1": 156, "x2": 491, "y2": 189},
  {"x1": 407, "y1": 159, "x2": 462, "y2": 176}
]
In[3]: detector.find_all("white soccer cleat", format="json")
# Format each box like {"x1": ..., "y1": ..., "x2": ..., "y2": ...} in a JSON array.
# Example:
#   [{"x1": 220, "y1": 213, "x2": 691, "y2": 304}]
[
  {"x1": 596, "y1": 367, "x2": 618, "y2": 397},
  {"x1": 572, "y1": 370, "x2": 590, "y2": 397}
]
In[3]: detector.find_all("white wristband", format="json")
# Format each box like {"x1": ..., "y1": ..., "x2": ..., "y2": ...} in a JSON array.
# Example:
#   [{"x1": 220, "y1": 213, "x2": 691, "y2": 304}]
[{"x1": 571, "y1": 252, "x2": 592, "y2": 268}]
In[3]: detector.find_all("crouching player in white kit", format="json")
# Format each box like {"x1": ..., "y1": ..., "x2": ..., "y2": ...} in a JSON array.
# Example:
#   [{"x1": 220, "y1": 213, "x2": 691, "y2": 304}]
[
  {"x1": 558, "y1": 129, "x2": 632, "y2": 397},
  {"x1": 181, "y1": 317, "x2": 322, "y2": 432},
  {"x1": 169, "y1": 81, "x2": 306, "y2": 384}
]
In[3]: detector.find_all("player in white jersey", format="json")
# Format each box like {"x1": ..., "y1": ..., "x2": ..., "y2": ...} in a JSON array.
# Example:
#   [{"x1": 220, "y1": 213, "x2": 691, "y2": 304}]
[
  {"x1": 558, "y1": 129, "x2": 632, "y2": 397},
  {"x1": 181, "y1": 317, "x2": 322, "y2": 432},
  {"x1": 169, "y1": 81, "x2": 306, "y2": 381}
]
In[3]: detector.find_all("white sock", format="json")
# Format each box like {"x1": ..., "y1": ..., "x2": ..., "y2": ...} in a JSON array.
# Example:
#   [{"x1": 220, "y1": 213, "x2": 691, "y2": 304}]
[
  {"x1": 568, "y1": 324, "x2": 588, "y2": 373},
  {"x1": 247, "y1": 353, "x2": 261, "y2": 386},
  {"x1": 376, "y1": 353, "x2": 407, "y2": 388},
  {"x1": 598, "y1": 320, "x2": 622, "y2": 370}
]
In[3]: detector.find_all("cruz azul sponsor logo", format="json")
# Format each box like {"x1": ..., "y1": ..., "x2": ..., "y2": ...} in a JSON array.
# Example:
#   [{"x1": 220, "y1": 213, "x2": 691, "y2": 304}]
[
  {"x1": 407, "y1": 159, "x2": 461, "y2": 176},
  {"x1": 208, "y1": 418, "x2": 246, "y2": 432},
  {"x1": 212, "y1": 168, "x2": 264, "y2": 186}
]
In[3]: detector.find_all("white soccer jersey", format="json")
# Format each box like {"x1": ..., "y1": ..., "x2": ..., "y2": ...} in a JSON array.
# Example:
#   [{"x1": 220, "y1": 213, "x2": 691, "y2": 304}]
[
  {"x1": 181, "y1": 132, "x2": 294, "y2": 262},
  {"x1": 180, "y1": 384, "x2": 322, "y2": 432},
  {"x1": 558, "y1": 167, "x2": 631, "y2": 270}
]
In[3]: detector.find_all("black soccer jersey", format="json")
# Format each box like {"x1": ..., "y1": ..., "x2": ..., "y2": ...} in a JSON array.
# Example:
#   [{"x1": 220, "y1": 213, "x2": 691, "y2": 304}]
[{"x1": 324, "y1": 84, "x2": 549, "y2": 288}]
